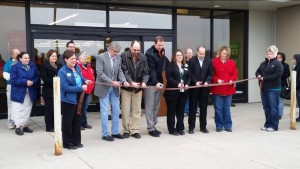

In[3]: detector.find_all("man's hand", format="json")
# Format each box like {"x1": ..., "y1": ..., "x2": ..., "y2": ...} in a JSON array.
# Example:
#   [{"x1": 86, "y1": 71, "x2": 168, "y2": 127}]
[
  {"x1": 141, "y1": 82, "x2": 147, "y2": 88},
  {"x1": 156, "y1": 83, "x2": 163, "y2": 89},
  {"x1": 203, "y1": 82, "x2": 208, "y2": 87},
  {"x1": 131, "y1": 82, "x2": 140, "y2": 88},
  {"x1": 178, "y1": 83, "x2": 184, "y2": 88},
  {"x1": 123, "y1": 81, "x2": 130, "y2": 87},
  {"x1": 112, "y1": 81, "x2": 122, "y2": 87},
  {"x1": 196, "y1": 81, "x2": 202, "y2": 86}
]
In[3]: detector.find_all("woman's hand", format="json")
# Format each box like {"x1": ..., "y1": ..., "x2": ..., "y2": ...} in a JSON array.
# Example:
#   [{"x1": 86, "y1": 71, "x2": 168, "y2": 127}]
[
  {"x1": 27, "y1": 80, "x2": 33, "y2": 87},
  {"x1": 82, "y1": 84, "x2": 87, "y2": 91}
]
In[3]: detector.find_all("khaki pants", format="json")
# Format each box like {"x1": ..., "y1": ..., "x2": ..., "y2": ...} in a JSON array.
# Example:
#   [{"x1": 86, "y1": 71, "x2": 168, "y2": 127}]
[{"x1": 121, "y1": 89, "x2": 142, "y2": 134}]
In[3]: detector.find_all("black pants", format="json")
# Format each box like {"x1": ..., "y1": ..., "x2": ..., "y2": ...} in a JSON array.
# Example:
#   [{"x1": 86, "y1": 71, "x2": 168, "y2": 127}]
[
  {"x1": 44, "y1": 97, "x2": 54, "y2": 131},
  {"x1": 62, "y1": 101, "x2": 81, "y2": 148},
  {"x1": 165, "y1": 93, "x2": 187, "y2": 132},
  {"x1": 189, "y1": 92, "x2": 209, "y2": 131}
]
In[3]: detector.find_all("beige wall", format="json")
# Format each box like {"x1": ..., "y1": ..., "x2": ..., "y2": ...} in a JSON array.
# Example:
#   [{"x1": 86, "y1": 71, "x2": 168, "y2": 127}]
[{"x1": 277, "y1": 5, "x2": 300, "y2": 65}]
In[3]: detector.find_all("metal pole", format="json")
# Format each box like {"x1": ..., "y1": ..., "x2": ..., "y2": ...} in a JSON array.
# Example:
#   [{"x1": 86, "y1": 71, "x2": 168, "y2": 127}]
[
  {"x1": 290, "y1": 71, "x2": 296, "y2": 130},
  {"x1": 53, "y1": 77, "x2": 62, "y2": 155}
]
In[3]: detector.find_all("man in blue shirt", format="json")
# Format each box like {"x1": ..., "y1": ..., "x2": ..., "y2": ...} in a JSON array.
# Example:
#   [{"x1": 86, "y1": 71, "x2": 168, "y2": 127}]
[{"x1": 3, "y1": 49, "x2": 20, "y2": 129}]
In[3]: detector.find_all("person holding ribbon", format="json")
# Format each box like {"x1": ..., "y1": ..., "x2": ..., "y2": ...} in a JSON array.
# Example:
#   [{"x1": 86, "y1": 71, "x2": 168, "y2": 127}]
[
  {"x1": 58, "y1": 50, "x2": 91, "y2": 149},
  {"x1": 210, "y1": 45, "x2": 238, "y2": 132},
  {"x1": 164, "y1": 49, "x2": 191, "y2": 136}
]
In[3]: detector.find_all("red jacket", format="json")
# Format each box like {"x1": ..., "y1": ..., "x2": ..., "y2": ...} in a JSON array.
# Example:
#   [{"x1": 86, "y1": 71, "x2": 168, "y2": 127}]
[
  {"x1": 77, "y1": 61, "x2": 95, "y2": 94},
  {"x1": 210, "y1": 57, "x2": 238, "y2": 96}
]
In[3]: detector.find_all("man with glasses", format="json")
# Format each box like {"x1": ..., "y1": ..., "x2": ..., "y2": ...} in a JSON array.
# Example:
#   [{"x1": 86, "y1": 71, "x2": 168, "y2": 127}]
[
  {"x1": 94, "y1": 41, "x2": 130, "y2": 142},
  {"x1": 120, "y1": 40, "x2": 149, "y2": 139},
  {"x1": 3, "y1": 49, "x2": 20, "y2": 129},
  {"x1": 59, "y1": 41, "x2": 76, "y2": 65},
  {"x1": 144, "y1": 36, "x2": 169, "y2": 137}
]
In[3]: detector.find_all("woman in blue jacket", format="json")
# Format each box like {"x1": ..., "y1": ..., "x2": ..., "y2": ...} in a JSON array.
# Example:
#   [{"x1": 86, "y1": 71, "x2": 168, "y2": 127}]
[
  {"x1": 58, "y1": 50, "x2": 91, "y2": 150},
  {"x1": 10, "y1": 52, "x2": 39, "y2": 136}
]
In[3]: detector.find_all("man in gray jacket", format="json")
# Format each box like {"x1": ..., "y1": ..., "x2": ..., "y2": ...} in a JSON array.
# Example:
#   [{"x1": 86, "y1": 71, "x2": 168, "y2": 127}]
[{"x1": 94, "y1": 41, "x2": 130, "y2": 141}]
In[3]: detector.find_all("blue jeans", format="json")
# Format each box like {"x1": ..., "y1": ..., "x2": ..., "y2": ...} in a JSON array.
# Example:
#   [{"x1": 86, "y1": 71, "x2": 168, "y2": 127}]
[
  {"x1": 184, "y1": 97, "x2": 189, "y2": 114},
  {"x1": 100, "y1": 87, "x2": 120, "y2": 136},
  {"x1": 261, "y1": 89, "x2": 280, "y2": 130},
  {"x1": 213, "y1": 95, "x2": 232, "y2": 129},
  {"x1": 278, "y1": 97, "x2": 284, "y2": 117},
  {"x1": 81, "y1": 94, "x2": 90, "y2": 127}
]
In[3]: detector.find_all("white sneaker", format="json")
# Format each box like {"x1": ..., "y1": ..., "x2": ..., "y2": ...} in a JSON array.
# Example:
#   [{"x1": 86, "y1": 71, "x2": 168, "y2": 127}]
[
  {"x1": 267, "y1": 127, "x2": 276, "y2": 132},
  {"x1": 261, "y1": 127, "x2": 267, "y2": 131}
]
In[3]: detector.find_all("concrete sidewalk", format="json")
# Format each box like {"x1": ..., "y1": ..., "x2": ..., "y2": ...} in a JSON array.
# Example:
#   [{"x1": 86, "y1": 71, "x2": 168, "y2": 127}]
[{"x1": 1, "y1": 103, "x2": 300, "y2": 169}]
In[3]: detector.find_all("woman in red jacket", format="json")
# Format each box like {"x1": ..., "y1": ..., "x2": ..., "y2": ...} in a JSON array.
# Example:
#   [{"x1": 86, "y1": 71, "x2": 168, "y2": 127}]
[
  {"x1": 77, "y1": 51, "x2": 95, "y2": 130},
  {"x1": 210, "y1": 46, "x2": 238, "y2": 132}
]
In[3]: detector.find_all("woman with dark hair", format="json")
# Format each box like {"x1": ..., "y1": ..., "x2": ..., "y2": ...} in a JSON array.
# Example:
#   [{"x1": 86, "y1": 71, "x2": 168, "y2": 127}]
[
  {"x1": 164, "y1": 49, "x2": 191, "y2": 136},
  {"x1": 40, "y1": 49, "x2": 62, "y2": 132},
  {"x1": 58, "y1": 50, "x2": 91, "y2": 150},
  {"x1": 10, "y1": 52, "x2": 39, "y2": 135},
  {"x1": 276, "y1": 52, "x2": 290, "y2": 119}
]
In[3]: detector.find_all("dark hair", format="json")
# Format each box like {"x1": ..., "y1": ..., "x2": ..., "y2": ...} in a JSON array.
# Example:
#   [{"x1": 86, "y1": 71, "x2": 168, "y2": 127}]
[
  {"x1": 63, "y1": 50, "x2": 75, "y2": 60},
  {"x1": 46, "y1": 49, "x2": 57, "y2": 60},
  {"x1": 171, "y1": 49, "x2": 186, "y2": 65},
  {"x1": 277, "y1": 52, "x2": 286, "y2": 62},
  {"x1": 18, "y1": 52, "x2": 28, "y2": 59},
  {"x1": 130, "y1": 40, "x2": 140, "y2": 47},
  {"x1": 154, "y1": 36, "x2": 164, "y2": 44},
  {"x1": 66, "y1": 41, "x2": 75, "y2": 47}
]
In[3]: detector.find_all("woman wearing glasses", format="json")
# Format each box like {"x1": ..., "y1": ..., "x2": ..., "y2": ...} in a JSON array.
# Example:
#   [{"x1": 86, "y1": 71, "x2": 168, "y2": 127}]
[{"x1": 164, "y1": 49, "x2": 191, "y2": 136}]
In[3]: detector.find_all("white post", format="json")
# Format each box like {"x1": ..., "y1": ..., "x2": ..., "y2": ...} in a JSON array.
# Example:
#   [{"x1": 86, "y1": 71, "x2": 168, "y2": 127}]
[
  {"x1": 53, "y1": 77, "x2": 62, "y2": 155},
  {"x1": 290, "y1": 71, "x2": 296, "y2": 130}
]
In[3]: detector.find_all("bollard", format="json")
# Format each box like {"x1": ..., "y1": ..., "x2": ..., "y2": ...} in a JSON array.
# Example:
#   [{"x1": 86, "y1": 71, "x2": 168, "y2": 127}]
[
  {"x1": 53, "y1": 77, "x2": 63, "y2": 155},
  {"x1": 290, "y1": 71, "x2": 296, "y2": 130}
]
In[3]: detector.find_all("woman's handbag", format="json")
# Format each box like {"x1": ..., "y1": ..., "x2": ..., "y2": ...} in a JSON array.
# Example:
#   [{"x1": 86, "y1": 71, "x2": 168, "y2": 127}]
[{"x1": 280, "y1": 79, "x2": 291, "y2": 100}]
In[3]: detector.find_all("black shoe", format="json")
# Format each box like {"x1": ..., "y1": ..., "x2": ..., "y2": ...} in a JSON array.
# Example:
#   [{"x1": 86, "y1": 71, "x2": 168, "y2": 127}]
[
  {"x1": 132, "y1": 133, "x2": 141, "y2": 139},
  {"x1": 85, "y1": 124, "x2": 92, "y2": 129},
  {"x1": 64, "y1": 145, "x2": 77, "y2": 150},
  {"x1": 169, "y1": 131, "x2": 179, "y2": 136},
  {"x1": 279, "y1": 116, "x2": 282, "y2": 120},
  {"x1": 46, "y1": 129, "x2": 54, "y2": 132},
  {"x1": 108, "y1": 115, "x2": 112, "y2": 120},
  {"x1": 102, "y1": 135, "x2": 114, "y2": 141},
  {"x1": 149, "y1": 130, "x2": 160, "y2": 137},
  {"x1": 75, "y1": 144, "x2": 83, "y2": 148},
  {"x1": 225, "y1": 129, "x2": 232, "y2": 132},
  {"x1": 155, "y1": 129, "x2": 161, "y2": 135},
  {"x1": 178, "y1": 130, "x2": 185, "y2": 135},
  {"x1": 119, "y1": 114, "x2": 122, "y2": 119},
  {"x1": 123, "y1": 133, "x2": 129, "y2": 138},
  {"x1": 112, "y1": 133, "x2": 124, "y2": 139},
  {"x1": 296, "y1": 117, "x2": 300, "y2": 122},
  {"x1": 23, "y1": 127, "x2": 33, "y2": 133},
  {"x1": 200, "y1": 128, "x2": 209, "y2": 133},
  {"x1": 15, "y1": 128, "x2": 24, "y2": 136},
  {"x1": 80, "y1": 126, "x2": 85, "y2": 130},
  {"x1": 188, "y1": 130, "x2": 194, "y2": 134},
  {"x1": 216, "y1": 129, "x2": 222, "y2": 132}
]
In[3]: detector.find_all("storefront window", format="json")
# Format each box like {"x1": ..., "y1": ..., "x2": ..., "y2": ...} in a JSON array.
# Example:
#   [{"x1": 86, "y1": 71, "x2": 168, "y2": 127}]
[
  {"x1": 30, "y1": 2, "x2": 106, "y2": 27},
  {"x1": 109, "y1": 6, "x2": 172, "y2": 29},
  {"x1": 177, "y1": 9, "x2": 211, "y2": 57}
]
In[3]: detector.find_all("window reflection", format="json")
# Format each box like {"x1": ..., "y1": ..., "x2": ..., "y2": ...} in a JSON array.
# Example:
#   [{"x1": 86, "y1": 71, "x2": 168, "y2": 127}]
[
  {"x1": 30, "y1": 2, "x2": 106, "y2": 27},
  {"x1": 110, "y1": 6, "x2": 172, "y2": 29}
]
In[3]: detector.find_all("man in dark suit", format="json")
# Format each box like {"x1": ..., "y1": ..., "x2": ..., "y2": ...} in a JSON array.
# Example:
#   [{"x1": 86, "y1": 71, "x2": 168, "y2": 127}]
[
  {"x1": 188, "y1": 46, "x2": 213, "y2": 134},
  {"x1": 94, "y1": 41, "x2": 130, "y2": 142}
]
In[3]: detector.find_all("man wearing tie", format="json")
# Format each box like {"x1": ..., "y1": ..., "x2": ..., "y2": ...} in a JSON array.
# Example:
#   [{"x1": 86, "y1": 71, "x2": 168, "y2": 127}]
[{"x1": 188, "y1": 46, "x2": 213, "y2": 134}]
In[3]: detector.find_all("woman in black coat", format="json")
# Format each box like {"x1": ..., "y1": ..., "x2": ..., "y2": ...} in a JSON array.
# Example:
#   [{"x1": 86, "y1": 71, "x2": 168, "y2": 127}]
[
  {"x1": 276, "y1": 52, "x2": 290, "y2": 119},
  {"x1": 164, "y1": 49, "x2": 191, "y2": 136},
  {"x1": 40, "y1": 49, "x2": 62, "y2": 132}
]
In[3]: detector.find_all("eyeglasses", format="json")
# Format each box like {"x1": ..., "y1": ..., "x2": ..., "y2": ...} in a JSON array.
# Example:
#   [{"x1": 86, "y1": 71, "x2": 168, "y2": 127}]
[{"x1": 111, "y1": 49, "x2": 120, "y2": 53}]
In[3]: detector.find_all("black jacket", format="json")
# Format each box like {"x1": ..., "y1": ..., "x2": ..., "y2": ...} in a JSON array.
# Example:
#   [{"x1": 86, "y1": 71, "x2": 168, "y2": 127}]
[
  {"x1": 188, "y1": 56, "x2": 214, "y2": 96},
  {"x1": 293, "y1": 54, "x2": 300, "y2": 90},
  {"x1": 255, "y1": 58, "x2": 283, "y2": 90},
  {"x1": 164, "y1": 62, "x2": 191, "y2": 100},
  {"x1": 280, "y1": 62, "x2": 290, "y2": 87},
  {"x1": 40, "y1": 61, "x2": 62, "y2": 98},
  {"x1": 120, "y1": 51, "x2": 150, "y2": 93},
  {"x1": 145, "y1": 45, "x2": 169, "y2": 85}
]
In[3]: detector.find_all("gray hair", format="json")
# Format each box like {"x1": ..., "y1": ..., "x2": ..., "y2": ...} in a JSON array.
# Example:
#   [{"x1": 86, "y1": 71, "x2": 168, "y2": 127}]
[
  {"x1": 78, "y1": 51, "x2": 87, "y2": 59},
  {"x1": 267, "y1": 45, "x2": 278, "y2": 58},
  {"x1": 107, "y1": 41, "x2": 121, "y2": 51}
]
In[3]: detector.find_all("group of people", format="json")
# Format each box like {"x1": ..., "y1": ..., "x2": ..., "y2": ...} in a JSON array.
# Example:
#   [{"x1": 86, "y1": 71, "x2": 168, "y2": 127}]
[{"x1": 3, "y1": 36, "x2": 300, "y2": 150}]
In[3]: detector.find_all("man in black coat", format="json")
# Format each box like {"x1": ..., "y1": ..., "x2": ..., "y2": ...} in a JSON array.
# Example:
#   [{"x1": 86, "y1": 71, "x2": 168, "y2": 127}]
[{"x1": 188, "y1": 46, "x2": 213, "y2": 134}]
